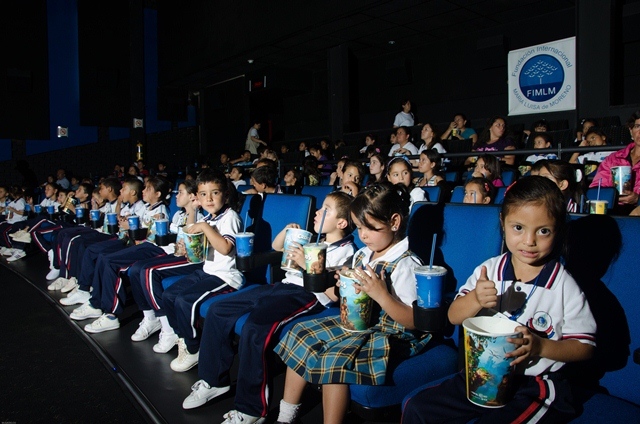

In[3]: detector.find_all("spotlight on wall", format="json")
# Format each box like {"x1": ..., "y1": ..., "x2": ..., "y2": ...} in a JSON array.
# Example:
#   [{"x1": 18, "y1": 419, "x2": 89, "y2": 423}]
[{"x1": 247, "y1": 59, "x2": 254, "y2": 64}]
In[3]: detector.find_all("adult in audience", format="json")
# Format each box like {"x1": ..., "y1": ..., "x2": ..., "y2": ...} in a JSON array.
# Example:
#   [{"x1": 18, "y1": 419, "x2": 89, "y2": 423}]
[
  {"x1": 56, "y1": 169, "x2": 70, "y2": 189},
  {"x1": 393, "y1": 99, "x2": 414, "y2": 128},
  {"x1": 388, "y1": 126, "x2": 418, "y2": 156},
  {"x1": 245, "y1": 121, "x2": 267, "y2": 155},
  {"x1": 441, "y1": 113, "x2": 477, "y2": 145},
  {"x1": 466, "y1": 116, "x2": 516, "y2": 166},
  {"x1": 417, "y1": 123, "x2": 446, "y2": 155}
]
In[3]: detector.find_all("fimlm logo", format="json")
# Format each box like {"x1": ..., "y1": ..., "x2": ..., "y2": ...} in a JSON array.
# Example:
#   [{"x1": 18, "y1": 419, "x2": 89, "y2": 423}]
[{"x1": 519, "y1": 55, "x2": 564, "y2": 102}]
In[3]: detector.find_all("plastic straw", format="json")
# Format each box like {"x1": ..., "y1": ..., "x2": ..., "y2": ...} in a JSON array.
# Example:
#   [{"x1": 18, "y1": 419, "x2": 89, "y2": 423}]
[
  {"x1": 316, "y1": 209, "x2": 327, "y2": 244},
  {"x1": 597, "y1": 179, "x2": 601, "y2": 201},
  {"x1": 429, "y1": 233, "x2": 437, "y2": 270},
  {"x1": 579, "y1": 194, "x2": 584, "y2": 214},
  {"x1": 244, "y1": 211, "x2": 249, "y2": 233},
  {"x1": 473, "y1": 191, "x2": 476, "y2": 204}
]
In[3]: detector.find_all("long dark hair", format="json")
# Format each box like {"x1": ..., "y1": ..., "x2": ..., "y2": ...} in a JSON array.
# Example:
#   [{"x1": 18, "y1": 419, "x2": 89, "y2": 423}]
[
  {"x1": 351, "y1": 181, "x2": 411, "y2": 241},
  {"x1": 477, "y1": 115, "x2": 508, "y2": 147}
]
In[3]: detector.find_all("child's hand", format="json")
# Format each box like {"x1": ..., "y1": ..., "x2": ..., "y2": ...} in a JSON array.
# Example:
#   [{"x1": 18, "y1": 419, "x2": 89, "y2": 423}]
[
  {"x1": 153, "y1": 213, "x2": 164, "y2": 220},
  {"x1": 26, "y1": 196, "x2": 34, "y2": 206},
  {"x1": 185, "y1": 222, "x2": 211, "y2": 234},
  {"x1": 341, "y1": 181, "x2": 359, "y2": 197},
  {"x1": 285, "y1": 223, "x2": 301, "y2": 230},
  {"x1": 285, "y1": 241, "x2": 305, "y2": 268},
  {"x1": 579, "y1": 138, "x2": 589, "y2": 147},
  {"x1": 353, "y1": 265, "x2": 387, "y2": 300},
  {"x1": 474, "y1": 266, "x2": 498, "y2": 309},
  {"x1": 119, "y1": 218, "x2": 129, "y2": 230},
  {"x1": 506, "y1": 326, "x2": 541, "y2": 366},
  {"x1": 174, "y1": 239, "x2": 186, "y2": 256}
]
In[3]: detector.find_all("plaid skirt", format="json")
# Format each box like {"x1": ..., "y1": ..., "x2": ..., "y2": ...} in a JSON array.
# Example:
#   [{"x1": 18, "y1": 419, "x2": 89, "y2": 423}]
[{"x1": 274, "y1": 314, "x2": 431, "y2": 386}]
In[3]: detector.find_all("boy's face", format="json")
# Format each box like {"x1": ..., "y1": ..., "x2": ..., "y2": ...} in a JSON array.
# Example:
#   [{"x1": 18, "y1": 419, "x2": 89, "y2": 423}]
[
  {"x1": 98, "y1": 184, "x2": 111, "y2": 200},
  {"x1": 533, "y1": 137, "x2": 550, "y2": 149},
  {"x1": 220, "y1": 154, "x2": 229, "y2": 163},
  {"x1": 197, "y1": 182, "x2": 226, "y2": 214},
  {"x1": 44, "y1": 184, "x2": 56, "y2": 199},
  {"x1": 310, "y1": 149, "x2": 321, "y2": 159},
  {"x1": 76, "y1": 186, "x2": 88, "y2": 202},
  {"x1": 229, "y1": 168, "x2": 241, "y2": 181},
  {"x1": 280, "y1": 145, "x2": 289, "y2": 153},
  {"x1": 158, "y1": 164, "x2": 166, "y2": 171},
  {"x1": 120, "y1": 183, "x2": 135, "y2": 203},
  {"x1": 0, "y1": 188, "x2": 6, "y2": 199},
  {"x1": 284, "y1": 170, "x2": 295, "y2": 185},
  {"x1": 314, "y1": 196, "x2": 345, "y2": 235},
  {"x1": 243, "y1": 152, "x2": 251, "y2": 160},
  {"x1": 342, "y1": 165, "x2": 361, "y2": 185},
  {"x1": 57, "y1": 192, "x2": 67, "y2": 204},
  {"x1": 250, "y1": 177, "x2": 267, "y2": 193}
]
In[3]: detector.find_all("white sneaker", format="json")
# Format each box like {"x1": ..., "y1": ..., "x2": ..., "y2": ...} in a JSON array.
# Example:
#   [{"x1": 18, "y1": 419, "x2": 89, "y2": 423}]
[
  {"x1": 60, "y1": 277, "x2": 78, "y2": 293},
  {"x1": 84, "y1": 314, "x2": 120, "y2": 333},
  {"x1": 0, "y1": 247, "x2": 9, "y2": 255},
  {"x1": 182, "y1": 380, "x2": 230, "y2": 409},
  {"x1": 47, "y1": 276, "x2": 69, "y2": 291},
  {"x1": 6, "y1": 250, "x2": 26, "y2": 262},
  {"x1": 2, "y1": 248, "x2": 17, "y2": 257},
  {"x1": 170, "y1": 338, "x2": 199, "y2": 372},
  {"x1": 131, "y1": 317, "x2": 161, "y2": 341},
  {"x1": 70, "y1": 302, "x2": 103, "y2": 321},
  {"x1": 222, "y1": 410, "x2": 265, "y2": 424},
  {"x1": 153, "y1": 329, "x2": 179, "y2": 353},
  {"x1": 12, "y1": 233, "x2": 31, "y2": 243},
  {"x1": 9, "y1": 229, "x2": 27, "y2": 238},
  {"x1": 46, "y1": 268, "x2": 60, "y2": 281},
  {"x1": 60, "y1": 289, "x2": 90, "y2": 306}
]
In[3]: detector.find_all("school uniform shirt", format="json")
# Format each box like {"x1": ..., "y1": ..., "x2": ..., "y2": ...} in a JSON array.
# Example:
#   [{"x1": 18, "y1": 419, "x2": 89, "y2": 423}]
[
  {"x1": 354, "y1": 237, "x2": 421, "y2": 306},
  {"x1": 141, "y1": 202, "x2": 169, "y2": 243},
  {"x1": 409, "y1": 187, "x2": 427, "y2": 210},
  {"x1": 7, "y1": 198, "x2": 27, "y2": 223},
  {"x1": 577, "y1": 151, "x2": 613, "y2": 164},
  {"x1": 99, "y1": 200, "x2": 120, "y2": 232},
  {"x1": 457, "y1": 253, "x2": 596, "y2": 376},
  {"x1": 525, "y1": 153, "x2": 558, "y2": 163},
  {"x1": 202, "y1": 206, "x2": 243, "y2": 289},
  {"x1": 125, "y1": 200, "x2": 147, "y2": 219},
  {"x1": 281, "y1": 234, "x2": 357, "y2": 306},
  {"x1": 40, "y1": 198, "x2": 61, "y2": 209}
]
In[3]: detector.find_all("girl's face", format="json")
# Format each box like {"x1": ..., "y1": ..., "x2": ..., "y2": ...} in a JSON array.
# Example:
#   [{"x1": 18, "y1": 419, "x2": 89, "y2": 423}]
[
  {"x1": 474, "y1": 159, "x2": 491, "y2": 179},
  {"x1": 387, "y1": 162, "x2": 412, "y2": 187},
  {"x1": 402, "y1": 101, "x2": 411, "y2": 113},
  {"x1": 489, "y1": 119, "x2": 506, "y2": 139},
  {"x1": 390, "y1": 133, "x2": 397, "y2": 144},
  {"x1": 299, "y1": 142, "x2": 306, "y2": 151},
  {"x1": 0, "y1": 188, "x2": 6, "y2": 199},
  {"x1": 530, "y1": 168, "x2": 568, "y2": 192},
  {"x1": 369, "y1": 157, "x2": 383, "y2": 176},
  {"x1": 320, "y1": 140, "x2": 329, "y2": 150},
  {"x1": 583, "y1": 120, "x2": 595, "y2": 134},
  {"x1": 421, "y1": 125, "x2": 434, "y2": 141},
  {"x1": 57, "y1": 192, "x2": 67, "y2": 204},
  {"x1": 365, "y1": 136, "x2": 374, "y2": 146},
  {"x1": 142, "y1": 183, "x2": 160, "y2": 204},
  {"x1": 197, "y1": 182, "x2": 226, "y2": 215},
  {"x1": 44, "y1": 184, "x2": 56, "y2": 199},
  {"x1": 418, "y1": 154, "x2": 435, "y2": 174},
  {"x1": 533, "y1": 136, "x2": 550, "y2": 149},
  {"x1": 229, "y1": 168, "x2": 242, "y2": 181},
  {"x1": 586, "y1": 133, "x2": 606, "y2": 146},
  {"x1": 342, "y1": 165, "x2": 361, "y2": 185},
  {"x1": 352, "y1": 212, "x2": 399, "y2": 255},
  {"x1": 284, "y1": 170, "x2": 296, "y2": 185},
  {"x1": 463, "y1": 183, "x2": 489, "y2": 204},
  {"x1": 175, "y1": 184, "x2": 193, "y2": 208},
  {"x1": 396, "y1": 128, "x2": 409, "y2": 145},
  {"x1": 502, "y1": 203, "x2": 556, "y2": 273}
]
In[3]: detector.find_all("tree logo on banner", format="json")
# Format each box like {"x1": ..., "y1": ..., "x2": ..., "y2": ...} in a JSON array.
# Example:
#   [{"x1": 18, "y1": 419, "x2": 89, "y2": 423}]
[{"x1": 519, "y1": 55, "x2": 564, "y2": 102}]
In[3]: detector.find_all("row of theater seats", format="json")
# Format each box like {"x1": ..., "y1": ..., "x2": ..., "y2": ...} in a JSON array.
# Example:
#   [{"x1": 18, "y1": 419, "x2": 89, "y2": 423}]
[{"x1": 149, "y1": 190, "x2": 640, "y2": 421}]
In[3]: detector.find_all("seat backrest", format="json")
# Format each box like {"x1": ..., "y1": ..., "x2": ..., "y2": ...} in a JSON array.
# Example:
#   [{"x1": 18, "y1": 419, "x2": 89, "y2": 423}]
[
  {"x1": 449, "y1": 186, "x2": 464, "y2": 203},
  {"x1": 501, "y1": 169, "x2": 517, "y2": 186},
  {"x1": 301, "y1": 185, "x2": 334, "y2": 209},
  {"x1": 421, "y1": 186, "x2": 442, "y2": 204},
  {"x1": 585, "y1": 187, "x2": 617, "y2": 210},
  {"x1": 494, "y1": 186, "x2": 507, "y2": 204},
  {"x1": 262, "y1": 193, "x2": 313, "y2": 237}
]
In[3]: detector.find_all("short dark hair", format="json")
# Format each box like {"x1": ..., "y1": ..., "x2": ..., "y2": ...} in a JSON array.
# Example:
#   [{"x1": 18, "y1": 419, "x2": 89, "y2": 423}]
[
  {"x1": 123, "y1": 177, "x2": 143, "y2": 197},
  {"x1": 251, "y1": 166, "x2": 278, "y2": 188},
  {"x1": 100, "y1": 177, "x2": 121, "y2": 196},
  {"x1": 326, "y1": 191, "x2": 354, "y2": 234}
]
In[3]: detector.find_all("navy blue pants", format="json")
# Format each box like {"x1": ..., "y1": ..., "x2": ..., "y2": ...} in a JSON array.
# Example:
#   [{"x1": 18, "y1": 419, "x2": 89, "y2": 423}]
[
  {"x1": 78, "y1": 239, "x2": 126, "y2": 291},
  {"x1": 199, "y1": 283, "x2": 322, "y2": 418},
  {"x1": 129, "y1": 254, "x2": 202, "y2": 316},
  {"x1": 57, "y1": 228, "x2": 114, "y2": 278},
  {"x1": 88, "y1": 242, "x2": 166, "y2": 314},
  {"x1": 162, "y1": 269, "x2": 236, "y2": 353},
  {"x1": 401, "y1": 372, "x2": 577, "y2": 424}
]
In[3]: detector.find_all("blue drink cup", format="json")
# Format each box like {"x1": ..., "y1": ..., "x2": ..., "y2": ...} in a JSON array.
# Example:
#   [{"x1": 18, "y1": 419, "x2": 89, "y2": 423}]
[
  {"x1": 106, "y1": 212, "x2": 118, "y2": 225},
  {"x1": 128, "y1": 216, "x2": 140, "y2": 230},
  {"x1": 414, "y1": 265, "x2": 446, "y2": 308},
  {"x1": 34, "y1": 205, "x2": 42, "y2": 214},
  {"x1": 47, "y1": 205, "x2": 56, "y2": 215},
  {"x1": 75, "y1": 207, "x2": 85, "y2": 218},
  {"x1": 90, "y1": 209, "x2": 100, "y2": 221},
  {"x1": 235, "y1": 232, "x2": 254, "y2": 257},
  {"x1": 155, "y1": 219, "x2": 169, "y2": 236}
]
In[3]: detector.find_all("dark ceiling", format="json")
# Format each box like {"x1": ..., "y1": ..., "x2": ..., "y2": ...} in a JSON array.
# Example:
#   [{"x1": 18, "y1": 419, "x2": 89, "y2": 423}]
[{"x1": 160, "y1": 0, "x2": 576, "y2": 89}]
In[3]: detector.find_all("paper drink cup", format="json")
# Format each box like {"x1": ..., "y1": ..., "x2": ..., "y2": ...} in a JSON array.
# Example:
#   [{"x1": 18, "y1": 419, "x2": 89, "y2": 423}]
[
  {"x1": 611, "y1": 165, "x2": 632, "y2": 195},
  {"x1": 463, "y1": 316, "x2": 521, "y2": 408},
  {"x1": 34, "y1": 205, "x2": 42, "y2": 214},
  {"x1": 281, "y1": 228, "x2": 313, "y2": 271},
  {"x1": 90, "y1": 209, "x2": 101, "y2": 221},
  {"x1": 235, "y1": 232, "x2": 255, "y2": 257},
  {"x1": 587, "y1": 200, "x2": 608, "y2": 215},
  {"x1": 338, "y1": 269, "x2": 374, "y2": 331},
  {"x1": 128, "y1": 216, "x2": 140, "y2": 230},
  {"x1": 75, "y1": 206, "x2": 85, "y2": 218},
  {"x1": 155, "y1": 219, "x2": 169, "y2": 236},
  {"x1": 47, "y1": 205, "x2": 56, "y2": 214},
  {"x1": 183, "y1": 231, "x2": 207, "y2": 263},
  {"x1": 304, "y1": 243, "x2": 327, "y2": 274},
  {"x1": 414, "y1": 265, "x2": 446, "y2": 308},
  {"x1": 106, "y1": 212, "x2": 118, "y2": 225}
]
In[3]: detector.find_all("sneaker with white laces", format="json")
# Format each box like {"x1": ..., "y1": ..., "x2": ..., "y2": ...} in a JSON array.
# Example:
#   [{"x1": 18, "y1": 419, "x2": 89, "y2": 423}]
[
  {"x1": 60, "y1": 288, "x2": 90, "y2": 306},
  {"x1": 131, "y1": 317, "x2": 161, "y2": 341},
  {"x1": 153, "y1": 329, "x2": 179, "y2": 353},
  {"x1": 12, "y1": 233, "x2": 32, "y2": 243},
  {"x1": 70, "y1": 302, "x2": 103, "y2": 321},
  {"x1": 84, "y1": 314, "x2": 120, "y2": 333},
  {"x1": 47, "y1": 276, "x2": 69, "y2": 291},
  {"x1": 170, "y1": 338, "x2": 199, "y2": 372},
  {"x1": 46, "y1": 268, "x2": 60, "y2": 281},
  {"x1": 6, "y1": 249, "x2": 26, "y2": 262},
  {"x1": 222, "y1": 410, "x2": 265, "y2": 424},
  {"x1": 182, "y1": 380, "x2": 230, "y2": 410},
  {"x1": 60, "y1": 277, "x2": 78, "y2": 293}
]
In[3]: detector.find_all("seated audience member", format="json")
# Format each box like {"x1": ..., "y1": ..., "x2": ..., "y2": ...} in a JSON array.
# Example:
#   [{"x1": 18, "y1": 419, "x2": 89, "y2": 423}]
[
  {"x1": 569, "y1": 128, "x2": 613, "y2": 176},
  {"x1": 367, "y1": 153, "x2": 386, "y2": 185},
  {"x1": 56, "y1": 169, "x2": 71, "y2": 189},
  {"x1": 319, "y1": 139, "x2": 334, "y2": 160},
  {"x1": 388, "y1": 126, "x2": 418, "y2": 157},
  {"x1": 575, "y1": 118, "x2": 597, "y2": 145},
  {"x1": 336, "y1": 160, "x2": 364, "y2": 197},
  {"x1": 531, "y1": 159, "x2": 584, "y2": 213},
  {"x1": 466, "y1": 116, "x2": 516, "y2": 166},
  {"x1": 298, "y1": 141, "x2": 310, "y2": 158},
  {"x1": 359, "y1": 133, "x2": 377, "y2": 154},
  {"x1": 441, "y1": 113, "x2": 478, "y2": 145},
  {"x1": 523, "y1": 132, "x2": 558, "y2": 164},
  {"x1": 522, "y1": 118, "x2": 549, "y2": 145},
  {"x1": 472, "y1": 154, "x2": 504, "y2": 187},
  {"x1": 309, "y1": 144, "x2": 332, "y2": 177},
  {"x1": 386, "y1": 156, "x2": 427, "y2": 209},
  {"x1": 303, "y1": 156, "x2": 322, "y2": 186},
  {"x1": 231, "y1": 150, "x2": 254, "y2": 166},
  {"x1": 227, "y1": 167, "x2": 245, "y2": 189},
  {"x1": 280, "y1": 144, "x2": 290, "y2": 156},
  {"x1": 282, "y1": 168, "x2": 303, "y2": 194},
  {"x1": 414, "y1": 149, "x2": 444, "y2": 187},
  {"x1": 463, "y1": 177, "x2": 496, "y2": 204},
  {"x1": 329, "y1": 158, "x2": 347, "y2": 187}
]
